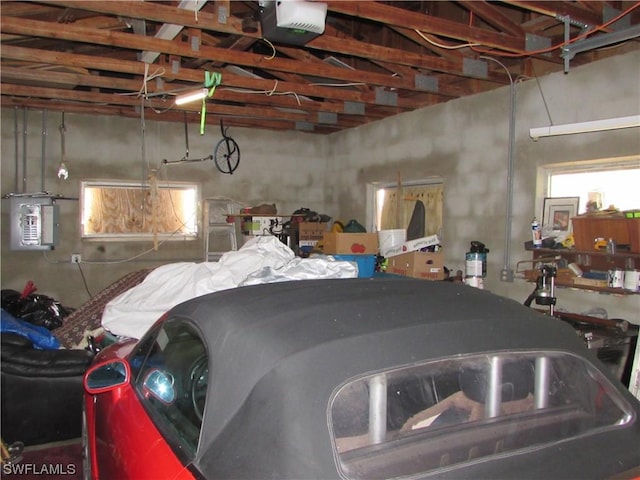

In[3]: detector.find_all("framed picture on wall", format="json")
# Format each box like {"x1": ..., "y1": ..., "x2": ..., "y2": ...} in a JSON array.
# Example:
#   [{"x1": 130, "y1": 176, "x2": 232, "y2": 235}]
[{"x1": 542, "y1": 196, "x2": 579, "y2": 236}]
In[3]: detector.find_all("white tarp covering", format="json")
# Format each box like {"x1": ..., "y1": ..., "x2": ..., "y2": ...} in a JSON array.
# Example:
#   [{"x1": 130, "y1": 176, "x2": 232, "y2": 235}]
[{"x1": 101, "y1": 236, "x2": 357, "y2": 339}]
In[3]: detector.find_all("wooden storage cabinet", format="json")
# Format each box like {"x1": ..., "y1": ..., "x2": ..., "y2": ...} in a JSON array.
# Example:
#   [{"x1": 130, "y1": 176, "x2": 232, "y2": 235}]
[
  {"x1": 525, "y1": 247, "x2": 639, "y2": 295},
  {"x1": 572, "y1": 215, "x2": 640, "y2": 253}
]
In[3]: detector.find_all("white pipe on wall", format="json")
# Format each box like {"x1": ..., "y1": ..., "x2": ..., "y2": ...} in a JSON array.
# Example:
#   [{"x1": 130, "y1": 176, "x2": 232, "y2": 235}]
[
  {"x1": 41, "y1": 110, "x2": 47, "y2": 192},
  {"x1": 13, "y1": 107, "x2": 19, "y2": 193},
  {"x1": 22, "y1": 107, "x2": 27, "y2": 194}
]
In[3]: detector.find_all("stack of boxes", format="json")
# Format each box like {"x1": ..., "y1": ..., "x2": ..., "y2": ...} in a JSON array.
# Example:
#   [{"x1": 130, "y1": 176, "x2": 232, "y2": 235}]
[
  {"x1": 319, "y1": 229, "x2": 445, "y2": 280},
  {"x1": 383, "y1": 235, "x2": 444, "y2": 280},
  {"x1": 322, "y1": 231, "x2": 379, "y2": 278},
  {"x1": 241, "y1": 214, "x2": 445, "y2": 281}
]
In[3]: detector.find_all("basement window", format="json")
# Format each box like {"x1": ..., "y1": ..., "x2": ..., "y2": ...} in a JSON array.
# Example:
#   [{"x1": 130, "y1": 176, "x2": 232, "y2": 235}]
[
  {"x1": 541, "y1": 157, "x2": 640, "y2": 214},
  {"x1": 80, "y1": 180, "x2": 199, "y2": 241},
  {"x1": 369, "y1": 179, "x2": 443, "y2": 237}
]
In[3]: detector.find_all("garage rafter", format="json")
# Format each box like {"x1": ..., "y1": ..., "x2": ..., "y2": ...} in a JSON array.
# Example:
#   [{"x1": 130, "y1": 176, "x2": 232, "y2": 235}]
[{"x1": 1, "y1": 0, "x2": 638, "y2": 133}]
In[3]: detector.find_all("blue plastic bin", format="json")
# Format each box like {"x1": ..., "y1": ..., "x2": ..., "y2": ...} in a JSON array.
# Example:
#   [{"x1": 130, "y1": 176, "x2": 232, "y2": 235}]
[{"x1": 334, "y1": 254, "x2": 376, "y2": 278}]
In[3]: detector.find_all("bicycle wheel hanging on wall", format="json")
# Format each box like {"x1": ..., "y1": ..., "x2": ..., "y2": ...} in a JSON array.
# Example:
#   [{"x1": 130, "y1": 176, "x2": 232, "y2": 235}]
[{"x1": 214, "y1": 120, "x2": 240, "y2": 174}]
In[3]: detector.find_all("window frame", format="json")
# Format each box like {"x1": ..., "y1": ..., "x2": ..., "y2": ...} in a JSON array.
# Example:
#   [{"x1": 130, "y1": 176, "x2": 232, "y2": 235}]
[
  {"x1": 366, "y1": 177, "x2": 443, "y2": 234},
  {"x1": 80, "y1": 179, "x2": 200, "y2": 241},
  {"x1": 536, "y1": 155, "x2": 639, "y2": 217}
]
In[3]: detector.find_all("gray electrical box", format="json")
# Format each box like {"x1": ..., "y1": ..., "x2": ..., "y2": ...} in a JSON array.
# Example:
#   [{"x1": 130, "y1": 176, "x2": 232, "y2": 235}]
[{"x1": 10, "y1": 196, "x2": 59, "y2": 250}]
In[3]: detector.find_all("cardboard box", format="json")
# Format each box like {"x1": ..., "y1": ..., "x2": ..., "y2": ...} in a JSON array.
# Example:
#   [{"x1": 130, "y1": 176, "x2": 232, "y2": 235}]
[
  {"x1": 298, "y1": 222, "x2": 328, "y2": 247},
  {"x1": 322, "y1": 232, "x2": 378, "y2": 255},
  {"x1": 387, "y1": 251, "x2": 444, "y2": 280},
  {"x1": 380, "y1": 234, "x2": 441, "y2": 258}
]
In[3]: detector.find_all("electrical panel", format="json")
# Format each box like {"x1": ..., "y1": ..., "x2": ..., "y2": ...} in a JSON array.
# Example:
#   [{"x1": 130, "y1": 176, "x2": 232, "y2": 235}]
[{"x1": 10, "y1": 196, "x2": 59, "y2": 250}]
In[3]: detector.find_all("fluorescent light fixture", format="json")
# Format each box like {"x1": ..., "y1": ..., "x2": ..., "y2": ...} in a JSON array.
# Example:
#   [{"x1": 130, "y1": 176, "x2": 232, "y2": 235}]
[
  {"x1": 529, "y1": 115, "x2": 640, "y2": 140},
  {"x1": 174, "y1": 88, "x2": 208, "y2": 105}
]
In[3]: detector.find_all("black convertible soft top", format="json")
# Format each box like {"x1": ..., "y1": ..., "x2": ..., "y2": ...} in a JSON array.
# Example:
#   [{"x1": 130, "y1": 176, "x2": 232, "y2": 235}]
[{"x1": 165, "y1": 277, "x2": 623, "y2": 479}]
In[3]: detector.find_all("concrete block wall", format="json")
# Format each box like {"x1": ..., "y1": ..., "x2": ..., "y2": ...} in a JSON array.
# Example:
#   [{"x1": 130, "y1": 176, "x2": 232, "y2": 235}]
[
  {"x1": 327, "y1": 49, "x2": 640, "y2": 324},
  {"x1": 1, "y1": 49, "x2": 639, "y2": 325},
  {"x1": 1, "y1": 111, "x2": 326, "y2": 308}
]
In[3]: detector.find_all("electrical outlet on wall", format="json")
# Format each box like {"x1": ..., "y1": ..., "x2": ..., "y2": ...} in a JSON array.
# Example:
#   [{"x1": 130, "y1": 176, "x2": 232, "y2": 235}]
[
  {"x1": 500, "y1": 268, "x2": 514, "y2": 282},
  {"x1": 71, "y1": 254, "x2": 81, "y2": 264}
]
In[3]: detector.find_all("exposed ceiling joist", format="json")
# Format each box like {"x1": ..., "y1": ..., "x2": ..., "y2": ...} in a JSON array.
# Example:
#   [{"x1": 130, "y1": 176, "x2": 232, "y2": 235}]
[
  {"x1": 139, "y1": 0, "x2": 209, "y2": 64},
  {"x1": 1, "y1": 0, "x2": 638, "y2": 134}
]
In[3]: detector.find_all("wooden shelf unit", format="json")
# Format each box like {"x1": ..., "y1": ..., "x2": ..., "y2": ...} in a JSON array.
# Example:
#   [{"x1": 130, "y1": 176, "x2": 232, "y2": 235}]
[{"x1": 524, "y1": 247, "x2": 639, "y2": 295}]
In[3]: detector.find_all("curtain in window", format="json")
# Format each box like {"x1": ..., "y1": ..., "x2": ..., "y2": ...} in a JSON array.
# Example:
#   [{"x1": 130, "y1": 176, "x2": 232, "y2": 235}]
[{"x1": 379, "y1": 184, "x2": 443, "y2": 237}]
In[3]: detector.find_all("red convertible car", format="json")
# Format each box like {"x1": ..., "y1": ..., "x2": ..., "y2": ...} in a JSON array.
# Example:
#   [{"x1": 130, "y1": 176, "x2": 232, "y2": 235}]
[{"x1": 83, "y1": 277, "x2": 640, "y2": 479}]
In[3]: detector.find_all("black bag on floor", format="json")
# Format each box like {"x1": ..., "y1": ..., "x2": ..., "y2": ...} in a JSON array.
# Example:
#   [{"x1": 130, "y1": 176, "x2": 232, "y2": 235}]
[{"x1": 1, "y1": 288, "x2": 71, "y2": 331}]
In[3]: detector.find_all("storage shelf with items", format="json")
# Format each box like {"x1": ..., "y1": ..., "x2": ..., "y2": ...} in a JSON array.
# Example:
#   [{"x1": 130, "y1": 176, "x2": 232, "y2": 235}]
[
  {"x1": 522, "y1": 246, "x2": 639, "y2": 295},
  {"x1": 519, "y1": 210, "x2": 640, "y2": 294}
]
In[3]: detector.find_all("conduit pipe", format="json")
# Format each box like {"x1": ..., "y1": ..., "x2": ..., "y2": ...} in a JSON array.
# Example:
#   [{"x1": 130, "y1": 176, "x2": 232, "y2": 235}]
[
  {"x1": 481, "y1": 56, "x2": 516, "y2": 282},
  {"x1": 41, "y1": 110, "x2": 47, "y2": 192},
  {"x1": 22, "y1": 107, "x2": 28, "y2": 194},
  {"x1": 13, "y1": 107, "x2": 19, "y2": 193}
]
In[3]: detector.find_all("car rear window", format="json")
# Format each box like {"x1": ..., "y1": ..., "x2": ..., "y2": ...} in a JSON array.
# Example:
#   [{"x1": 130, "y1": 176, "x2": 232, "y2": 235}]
[
  {"x1": 131, "y1": 320, "x2": 207, "y2": 457},
  {"x1": 330, "y1": 351, "x2": 634, "y2": 479}
]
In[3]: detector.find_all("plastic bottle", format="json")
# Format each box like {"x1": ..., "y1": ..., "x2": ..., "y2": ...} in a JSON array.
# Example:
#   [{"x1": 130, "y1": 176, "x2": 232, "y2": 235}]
[
  {"x1": 531, "y1": 217, "x2": 542, "y2": 247},
  {"x1": 606, "y1": 238, "x2": 616, "y2": 254}
]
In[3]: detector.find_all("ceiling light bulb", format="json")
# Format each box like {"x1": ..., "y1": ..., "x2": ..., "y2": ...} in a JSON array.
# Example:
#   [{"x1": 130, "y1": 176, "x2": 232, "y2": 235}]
[
  {"x1": 175, "y1": 88, "x2": 209, "y2": 105},
  {"x1": 57, "y1": 162, "x2": 69, "y2": 180}
]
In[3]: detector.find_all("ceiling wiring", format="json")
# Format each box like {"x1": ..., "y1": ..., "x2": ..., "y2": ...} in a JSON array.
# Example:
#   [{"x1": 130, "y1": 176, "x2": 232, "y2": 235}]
[
  {"x1": 262, "y1": 37, "x2": 277, "y2": 60},
  {"x1": 414, "y1": 29, "x2": 480, "y2": 50},
  {"x1": 147, "y1": 101, "x2": 179, "y2": 115},
  {"x1": 309, "y1": 82, "x2": 367, "y2": 87},
  {"x1": 137, "y1": 65, "x2": 166, "y2": 99},
  {"x1": 222, "y1": 80, "x2": 303, "y2": 106},
  {"x1": 470, "y1": 2, "x2": 640, "y2": 58},
  {"x1": 48, "y1": 3, "x2": 634, "y2": 126},
  {"x1": 3, "y1": 2, "x2": 636, "y2": 133},
  {"x1": 265, "y1": 80, "x2": 300, "y2": 103},
  {"x1": 479, "y1": 55, "x2": 512, "y2": 83}
]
